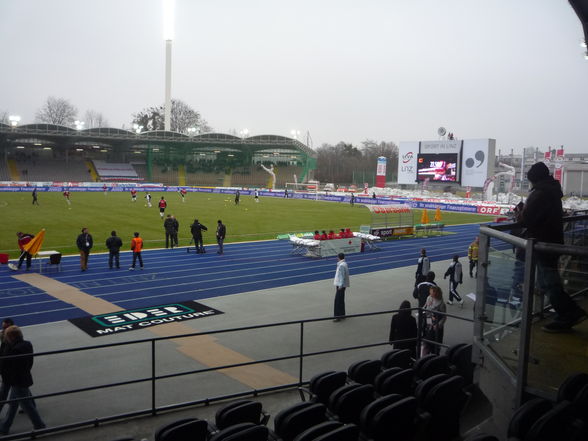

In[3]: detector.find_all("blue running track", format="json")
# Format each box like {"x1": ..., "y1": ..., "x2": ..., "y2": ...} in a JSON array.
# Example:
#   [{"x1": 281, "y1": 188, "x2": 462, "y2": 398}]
[{"x1": 0, "y1": 224, "x2": 499, "y2": 326}]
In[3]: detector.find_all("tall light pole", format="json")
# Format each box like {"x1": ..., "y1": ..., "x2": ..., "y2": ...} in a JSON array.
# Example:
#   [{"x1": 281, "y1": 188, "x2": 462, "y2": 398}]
[{"x1": 163, "y1": 0, "x2": 175, "y2": 131}]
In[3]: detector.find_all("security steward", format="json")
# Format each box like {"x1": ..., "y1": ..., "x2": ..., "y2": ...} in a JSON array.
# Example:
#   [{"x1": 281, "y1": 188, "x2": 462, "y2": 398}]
[{"x1": 190, "y1": 219, "x2": 208, "y2": 253}]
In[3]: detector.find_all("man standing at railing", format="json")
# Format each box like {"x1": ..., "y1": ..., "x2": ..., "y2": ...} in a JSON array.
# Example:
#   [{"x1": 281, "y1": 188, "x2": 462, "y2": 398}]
[
  {"x1": 333, "y1": 253, "x2": 350, "y2": 322},
  {"x1": 518, "y1": 162, "x2": 587, "y2": 332}
]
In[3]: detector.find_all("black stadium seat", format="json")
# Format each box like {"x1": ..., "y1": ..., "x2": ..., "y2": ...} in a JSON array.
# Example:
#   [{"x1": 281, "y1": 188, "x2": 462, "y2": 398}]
[
  {"x1": 209, "y1": 423, "x2": 269, "y2": 441},
  {"x1": 376, "y1": 368, "x2": 414, "y2": 396},
  {"x1": 347, "y1": 360, "x2": 382, "y2": 385},
  {"x1": 557, "y1": 372, "x2": 588, "y2": 403},
  {"x1": 273, "y1": 402, "x2": 327, "y2": 441},
  {"x1": 312, "y1": 424, "x2": 360, "y2": 441},
  {"x1": 368, "y1": 396, "x2": 419, "y2": 441},
  {"x1": 380, "y1": 349, "x2": 413, "y2": 369},
  {"x1": 359, "y1": 394, "x2": 404, "y2": 438},
  {"x1": 298, "y1": 371, "x2": 347, "y2": 404},
  {"x1": 412, "y1": 354, "x2": 437, "y2": 375},
  {"x1": 214, "y1": 400, "x2": 269, "y2": 430},
  {"x1": 292, "y1": 421, "x2": 344, "y2": 441},
  {"x1": 328, "y1": 383, "x2": 374, "y2": 424},
  {"x1": 507, "y1": 397, "x2": 553, "y2": 441},
  {"x1": 417, "y1": 355, "x2": 451, "y2": 380},
  {"x1": 450, "y1": 344, "x2": 474, "y2": 385},
  {"x1": 421, "y1": 376, "x2": 468, "y2": 441},
  {"x1": 154, "y1": 418, "x2": 207, "y2": 441},
  {"x1": 414, "y1": 373, "x2": 450, "y2": 408},
  {"x1": 524, "y1": 401, "x2": 587, "y2": 441}
]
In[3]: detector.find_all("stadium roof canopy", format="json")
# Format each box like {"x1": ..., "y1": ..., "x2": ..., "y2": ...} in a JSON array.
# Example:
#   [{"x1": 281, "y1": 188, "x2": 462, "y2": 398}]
[
  {"x1": 0, "y1": 123, "x2": 316, "y2": 159},
  {"x1": 570, "y1": 0, "x2": 588, "y2": 57}
]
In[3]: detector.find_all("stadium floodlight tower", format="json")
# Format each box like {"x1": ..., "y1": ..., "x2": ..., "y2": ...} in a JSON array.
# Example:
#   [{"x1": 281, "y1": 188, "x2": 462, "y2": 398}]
[{"x1": 163, "y1": 0, "x2": 175, "y2": 131}]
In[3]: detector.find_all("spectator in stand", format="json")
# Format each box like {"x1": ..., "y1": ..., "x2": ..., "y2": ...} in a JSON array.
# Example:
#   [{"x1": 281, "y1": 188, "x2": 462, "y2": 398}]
[
  {"x1": 158, "y1": 197, "x2": 167, "y2": 219},
  {"x1": 389, "y1": 300, "x2": 418, "y2": 358},
  {"x1": 105, "y1": 231, "x2": 122, "y2": 269},
  {"x1": 0, "y1": 326, "x2": 46, "y2": 435},
  {"x1": 518, "y1": 161, "x2": 587, "y2": 332},
  {"x1": 313, "y1": 230, "x2": 321, "y2": 240},
  {"x1": 320, "y1": 230, "x2": 328, "y2": 240},
  {"x1": 415, "y1": 248, "x2": 430, "y2": 285},
  {"x1": 0, "y1": 318, "x2": 15, "y2": 415},
  {"x1": 76, "y1": 228, "x2": 93, "y2": 272},
  {"x1": 468, "y1": 237, "x2": 479, "y2": 278},
  {"x1": 327, "y1": 230, "x2": 336, "y2": 240},
  {"x1": 129, "y1": 232, "x2": 144, "y2": 270},
  {"x1": 422, "y1": 285, "x2": 446, "y2": 356}
]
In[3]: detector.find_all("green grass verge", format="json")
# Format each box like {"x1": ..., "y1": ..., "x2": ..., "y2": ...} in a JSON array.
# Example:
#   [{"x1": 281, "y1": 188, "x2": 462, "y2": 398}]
[{"x1": 0, "y1": 192, "x2": 494, "y2": 257}]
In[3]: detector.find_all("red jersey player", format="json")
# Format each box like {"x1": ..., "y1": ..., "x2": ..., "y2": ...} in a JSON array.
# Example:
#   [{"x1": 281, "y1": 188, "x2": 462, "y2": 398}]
[
  {"x1": 63, "y1": 189, "x2": 71, "y2": 205},
  {"x1": 158, "y1": 197, "x2": 167, "y2": 218},
  {"x1": 130, "y1": 189, "x2": 137, "y2": 202}
]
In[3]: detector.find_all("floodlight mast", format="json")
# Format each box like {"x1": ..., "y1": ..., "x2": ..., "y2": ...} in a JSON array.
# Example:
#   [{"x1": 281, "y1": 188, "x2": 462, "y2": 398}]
[{"x1": 163, "y1": 0, "x2": 175, "y2": 131}]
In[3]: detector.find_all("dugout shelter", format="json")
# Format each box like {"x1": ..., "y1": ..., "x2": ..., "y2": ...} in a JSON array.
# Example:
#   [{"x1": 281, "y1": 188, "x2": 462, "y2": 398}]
[{"x1": 365, "y1": 204, "x2": 415, "y2": 238}]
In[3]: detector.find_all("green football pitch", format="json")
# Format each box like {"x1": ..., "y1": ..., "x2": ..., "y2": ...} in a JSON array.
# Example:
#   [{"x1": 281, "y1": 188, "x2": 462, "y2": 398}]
[{"x1": 0, "y1": 191, "x2": 494, "y2": 257}]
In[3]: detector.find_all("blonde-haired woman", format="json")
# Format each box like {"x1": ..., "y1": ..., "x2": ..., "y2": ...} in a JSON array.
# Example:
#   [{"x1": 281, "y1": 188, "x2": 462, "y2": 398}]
[{"x1": 422, "y1": 285, "x2": 447, "y2": 356}]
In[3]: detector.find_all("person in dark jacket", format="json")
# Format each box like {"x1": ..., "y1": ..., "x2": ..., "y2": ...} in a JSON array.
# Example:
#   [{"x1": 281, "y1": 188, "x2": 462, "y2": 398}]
[
  {"x1": 517, "y1": 162, "x2": 587, "y2": 332},
  {"x1": 216, "y1": 220, "x2": 226, "y2": 255},
  {"x1": 105, "y1": 231, "x2": 122, "y2": 269},
  {"x1": 0, "y1": 326, "x2": 45, "y2": 435},
  {"x1": 171, "y1": 215, "x2": 179, "y2": 248},
  {"x1": 389, "y1": 300, "x2": 418, "y2": 358},
  {"x1": 0, "y1": 318, "x2": 14, "y2": 415},
  {"x1": 76, "y1": 227, "x2": 93, "y2": 271},
  {"x1": 164, "y1": 215, "x2": 176, "y2": 249},
  {"x1": 444, "y1": 255, "x2": 463, "y2": 305},
  {"x1": 415, "y1": 248, "x2": 430, "y2": 285},
  {"x1": 190, "y1": 219, "x2": 208, "y2": 253}
]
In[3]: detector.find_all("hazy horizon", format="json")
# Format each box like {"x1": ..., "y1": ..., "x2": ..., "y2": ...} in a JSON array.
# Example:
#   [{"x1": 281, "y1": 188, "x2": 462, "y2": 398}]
[{"x1": 1, "y1": 0, "x2": 587, "y2": 153}]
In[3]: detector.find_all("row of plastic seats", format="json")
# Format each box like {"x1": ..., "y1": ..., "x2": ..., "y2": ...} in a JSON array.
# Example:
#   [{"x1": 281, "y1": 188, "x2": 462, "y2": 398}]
[
  {"x1": 148, "y1": 399, "x2": 270, "y2": 441},
  {"x1": 464, "y1": 372, "x2": 588, "y2": 441},
  {"x1": 284, "y1": 372, "x2": 469, "y2": 441}
]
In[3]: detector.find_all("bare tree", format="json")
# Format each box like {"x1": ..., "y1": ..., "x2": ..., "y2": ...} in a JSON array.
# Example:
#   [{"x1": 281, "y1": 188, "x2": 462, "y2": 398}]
[
  {"x1": 131, "y1": 99, "x2": 212, "y2": 133},
  {"x1": 0, "y1": 111, "x2": 8, "y2": 125},
  {"x1": 35, "y1": 96, "x2": 78, "y2": 126},
  {"x1": 84, "y1": 110, "x2": 109, "y2": 129}
]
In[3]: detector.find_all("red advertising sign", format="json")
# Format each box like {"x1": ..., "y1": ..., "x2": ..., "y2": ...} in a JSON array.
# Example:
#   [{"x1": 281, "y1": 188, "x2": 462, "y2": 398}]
[{"x1": 476, "y1": 205, "x2": 502, "y2": 215}]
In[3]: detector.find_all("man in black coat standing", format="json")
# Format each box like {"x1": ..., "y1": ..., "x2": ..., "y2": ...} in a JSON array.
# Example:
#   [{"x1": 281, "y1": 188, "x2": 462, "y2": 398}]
[
  {"x1": 190, "y1": 219, "x2": 208, "y2": 253},
  {"x1": 164, "y1": 215, "x2": 176, "y2": 249},
  {"x1": 518, "y1": 162, "x2": 587, "y2": 332},
  {"x1": 76, "y1": 227, "x2": 93, "y2": 271},
  {"x1": 105, "y1": 231, "x2": 123, "y2": 269},
  {"x1": 0, "y1": 326, "x2": 45, "y2": 435},
  {"x1": 216, "y1": 220, "x2": 226, "y2": 255}
]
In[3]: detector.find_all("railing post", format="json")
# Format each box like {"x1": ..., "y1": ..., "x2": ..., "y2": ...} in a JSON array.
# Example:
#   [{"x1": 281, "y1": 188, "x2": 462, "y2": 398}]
[
  {"x1": 151, "y1": 339, "x2": 156, "y2": 416},
  {"x1": 299, "y1": 321, "x2": 304, "y2": 385},
  {"x1": 515, "y1": 238, "x2": 536, "y2": 408}
]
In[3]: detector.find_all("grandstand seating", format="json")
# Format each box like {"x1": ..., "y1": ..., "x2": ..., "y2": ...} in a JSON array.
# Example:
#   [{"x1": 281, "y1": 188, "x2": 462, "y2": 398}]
[
  {"x1": 14, "y1": 157, "x2": 91, "y2": 182},
  {"x1": 0, "y1": 159, "x2": 11, "y2": 181}
]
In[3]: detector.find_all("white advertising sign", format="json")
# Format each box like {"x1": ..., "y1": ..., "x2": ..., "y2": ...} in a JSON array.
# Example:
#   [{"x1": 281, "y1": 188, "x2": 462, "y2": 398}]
[
  {"x1": 461, "y1": 139, "x2": 495, "y2": 187},
  {"x1": 397, "y1": 141, "x2": 419, "y2": 185}
]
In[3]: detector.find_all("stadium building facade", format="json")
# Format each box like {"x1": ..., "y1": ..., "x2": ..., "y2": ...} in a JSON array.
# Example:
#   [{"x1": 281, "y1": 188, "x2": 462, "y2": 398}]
[{"x1": 0, "y1": 123, "x2": 317, "y2": 187}]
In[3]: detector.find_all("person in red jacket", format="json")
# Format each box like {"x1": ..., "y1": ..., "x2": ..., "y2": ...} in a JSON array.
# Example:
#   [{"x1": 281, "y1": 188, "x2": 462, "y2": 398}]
[
  {"x1": 320, "y1": 230, "x2": 328, "y2": 240},
  {"x1": 158, "y1": 197, "x2": 167, "y2": 219},
  {"x1": 129, "y1": 232, "x2": 144, "y2": 270},
  {"x1": 179, "y1": 188, "x2": 187, "y2": 202},
  {"x1": 345, "y1": 228, "x2": 353, "y2": 238},
  {"x1": 130, "y1": 189, "x2": 137, "y2": 202},
  {"x1": 327, "y1": 230, "x2": 336, "y2": 240},
  {"x1": 313, "y1": 230, "x2": 321, "y2": 240},
  {"x1": 12, "y1": 233, "x2": 34, "y2": 271},
  {"x1": 337, "y1": 229, "x2": 346, "y2": 239},
  {"x1": 63, "y1": 190, "x2": 71, "y2": 205}
]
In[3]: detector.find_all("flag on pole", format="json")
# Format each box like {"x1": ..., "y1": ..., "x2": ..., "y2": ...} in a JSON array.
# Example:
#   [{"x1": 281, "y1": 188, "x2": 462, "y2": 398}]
[{"x1": 23, "y1": 228, "x2": 46, "y2": 255}]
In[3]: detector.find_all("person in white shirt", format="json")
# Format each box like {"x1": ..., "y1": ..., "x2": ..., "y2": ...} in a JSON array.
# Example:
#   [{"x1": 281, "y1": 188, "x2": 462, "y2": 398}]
[{"x1": 333, "y1": 253, "x2": 350, "y2": 322}]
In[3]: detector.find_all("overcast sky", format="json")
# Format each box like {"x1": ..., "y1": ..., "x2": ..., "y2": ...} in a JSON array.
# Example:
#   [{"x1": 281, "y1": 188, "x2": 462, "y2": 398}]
[{"x1": 1, "y1": 0, "x2": 587, "y2": 153}]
